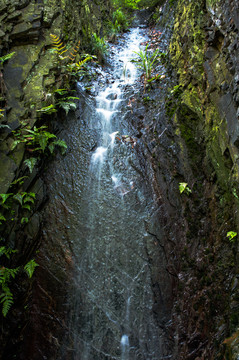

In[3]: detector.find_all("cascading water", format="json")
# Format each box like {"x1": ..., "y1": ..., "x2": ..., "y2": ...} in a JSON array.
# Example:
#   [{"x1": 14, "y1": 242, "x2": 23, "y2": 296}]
[{"x1": 55, "y1": 24, "x2": 165, "y2": 360}]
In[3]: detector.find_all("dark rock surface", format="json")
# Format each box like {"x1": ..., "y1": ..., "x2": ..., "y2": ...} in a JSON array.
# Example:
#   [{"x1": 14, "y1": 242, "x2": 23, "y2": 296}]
[{"x1": 0, "y1": 0, "x2": 239, "y2": 359}]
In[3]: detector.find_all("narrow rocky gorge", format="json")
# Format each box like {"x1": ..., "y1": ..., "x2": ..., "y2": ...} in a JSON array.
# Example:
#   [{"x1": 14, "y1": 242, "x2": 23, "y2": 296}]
[{"x1": 0, "y1": 0, "x2": 239, "y2": 359}]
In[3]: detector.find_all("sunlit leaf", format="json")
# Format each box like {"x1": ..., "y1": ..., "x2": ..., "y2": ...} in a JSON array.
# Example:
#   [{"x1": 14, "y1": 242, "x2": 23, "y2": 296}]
[
  {"x1": 179, "y1": 182, "x2": 191, "y2": 195},
  {"x1": 227, "y1": 231, "x2": 237, "y2": 242}
]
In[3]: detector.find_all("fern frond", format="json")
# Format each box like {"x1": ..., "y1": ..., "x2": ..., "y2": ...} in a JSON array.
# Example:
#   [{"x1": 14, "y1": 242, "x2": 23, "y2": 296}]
[
  {"x1": 24, "y1": 259, "x2": 39, "y2": 279},
  {"x1": 68, "y1": 40, "x2": 80, "y2": 62},
  {"x1": 0, "y1": 286, "x2": 14, "y2": 317},
  {"x1": 57, "y1": 45, "x2": 66, "y2": 51},
  {"x1": 59, "y1": 48, "x2": 68, "y2": 55}
]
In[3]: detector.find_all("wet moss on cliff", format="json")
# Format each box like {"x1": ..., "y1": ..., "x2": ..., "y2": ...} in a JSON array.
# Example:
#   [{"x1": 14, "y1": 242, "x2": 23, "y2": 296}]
[{"x1": 167, "y1": 0, "x2": 239, "y2": 358}]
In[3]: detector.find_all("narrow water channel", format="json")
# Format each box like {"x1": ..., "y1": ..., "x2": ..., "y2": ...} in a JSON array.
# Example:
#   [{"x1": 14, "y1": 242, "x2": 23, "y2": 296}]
[{"x1": 44, "y1": 20, "x2": 166, "y2": 360}]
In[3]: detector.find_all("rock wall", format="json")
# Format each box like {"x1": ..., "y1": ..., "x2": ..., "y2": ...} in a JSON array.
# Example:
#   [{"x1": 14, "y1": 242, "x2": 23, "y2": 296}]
[
  {"x1": 0, "y1": 1, "x2": 112, "y2": 359},
  {"x1": 144, "y1": 0, "x2": 239, "y2": 358},
  {"x1": 125, "y1": 0, "x2": 239, "y2": 358}
]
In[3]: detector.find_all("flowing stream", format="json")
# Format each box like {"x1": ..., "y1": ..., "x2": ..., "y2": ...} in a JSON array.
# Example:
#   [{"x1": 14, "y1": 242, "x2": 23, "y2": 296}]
[{"x1": 46, "y1": 21, "x2": 165, "y2": 360}]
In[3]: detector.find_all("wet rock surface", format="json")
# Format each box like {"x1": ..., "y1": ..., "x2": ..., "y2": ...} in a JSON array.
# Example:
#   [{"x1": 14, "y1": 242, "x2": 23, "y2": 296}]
[{"x1": 0, "y1": 0, "x2": 239, "y2": 359}]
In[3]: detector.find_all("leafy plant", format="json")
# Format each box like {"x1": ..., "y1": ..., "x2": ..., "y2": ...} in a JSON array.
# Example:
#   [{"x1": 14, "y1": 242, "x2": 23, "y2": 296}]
[
  {"x1": 0, "y1": 246, "x2": 38, "y2": 316},
  {"x1": 11, "y1": 176, "x2": 28, "y2": 186},
  {"x1": 112, "y1": 9, "x2": 129, "y2": 31},
  {"x1": 24, "y1": 157, "x2": 38, "y2": 173},
  {"x1": 48, "y1": 139, "x2": 67, "y2": 154},
  {"x1": 36, "y1": 104, "x2": 57, "y2": 114},
  {"x1": 227, "y1": 231, "x2": 237, "y2": 242},
  {"x1": 21, "y1": 217, "x2": 29, "y2": 224},
  {"x1": 11, "y1": 125, "x2": 67, "y2": 155},
  {"x1": 91, "y1": 33, "x2": 108, "y2": 62},
  {"x1": 24, "y1": 259, "x2": 39, "y2": 278},
  {"x1": 66, "y1": 55, "x2": 94, "y2": 74},
  {"x1": 179, "y1": 182, "x2": 191, "y2": 195},
  {"x1": 0, "y1": 264, "x2": 19, "y2": 316},
  {"x1": 57, "y1": 96, "x2": 79, "y2": 114},
  {"x1": 50, "y1": 34, "x2": 81, "y2": 63},
  {"x1": 0, "y1": 191, "x2": 35, "y2": 212},
  {"x1": 111, "y1": 0, "x2": 141, "y2": 9},
  {"x1": 0, "y1": 246, "x2": 17, "y2": 259},
  {"x1": 132, "y1": 44, "x2": 161, "y2": 81}
]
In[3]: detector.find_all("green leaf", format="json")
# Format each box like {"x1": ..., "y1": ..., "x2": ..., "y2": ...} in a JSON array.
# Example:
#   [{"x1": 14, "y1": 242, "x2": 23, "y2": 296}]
[
  {"x1": 36, "y1": 104, "x2": 57, "y2": 114},
  {"x1": 54, "y1": 88, "x2": 68, "y2": 95},
  {"x1": 0, "y1": 246, "x2": 17, "y2": 259},
  {"x1": 57, "y1": 100, "x2": 77, "y2": 114},
  {"x1": 179, "y1": 182, "x2": 191, "y2": 195},
  {"x1": 52, "y1": 139, "x2": 67, "y2": 154},
  {"x1": 23, "y1": 196, "x2": 35, "y2": 204},
  {"x1": 11, "y1": 176, "x2": 28, "y2": 186},
  {"x1": 227, "y1": 231, "x2": 237, "y2": 242},
  {"x1": 0, "y1": 52, "x2": 15, "y2": 64},
  {"x1": 21, "y1": 217, "x2": 29, "y2": 224},
  {"x1": 10, "y1": 139, "x2": 21, "y2": 151},
  {"x1": 48, "y1": 142, "x2": 55, "y2": 154},
  {"x1": 24, "y1": 259, "x2": 39, "y2": 279},
  {"x1": 22, "y1": 204, "x2": 31, "y2": 211},
  {"x1": 13, "y1": 193, "x2": 23, "y2": 205},
  {"x1": 0, "y1": 193, "x2": 13, "y2": 204},
  {"x1": 0, "y1": 246, "x2": 6, "y2": 257},
  {"x1": 38, "y1": 134, "x2": 48, "y2": 151},
  {"x1": 24, "y1": 157, "x2": 38, "y2": 173}
]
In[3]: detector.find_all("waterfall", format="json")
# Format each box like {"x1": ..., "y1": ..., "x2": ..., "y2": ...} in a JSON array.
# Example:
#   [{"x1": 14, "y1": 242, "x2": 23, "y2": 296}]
[{"x1": 57, "y1": 26, "x2": 164, "y2": 360}]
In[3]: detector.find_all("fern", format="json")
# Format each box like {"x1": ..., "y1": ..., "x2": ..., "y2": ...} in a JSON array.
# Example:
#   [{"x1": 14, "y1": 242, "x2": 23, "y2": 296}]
[
  {"x1": 50, "y1": 34, "x2": 80, "y2": 62},
  {"x1": 10, "y1": 176, "x2": 28, "y2": 186},
  {"x1": 68, "y1": 40, "x2": 81, "y2": 62},
  {"x1": 36, "y1": 104, "x2": 57, "y2": 114},
  {"x1": 0, "y1": 193, "x2": 13, "y2": 205},
  {"x1": 0, "y1": 266, "x2": 19, "y2": 316},
  {"x1": 50, "y1": 34, "x2": 68, "y2": 56},
  {"x1": 24, "y1": 157, "x2": 38, "y2": 173},
  {"x1": 54, "y1": 88, "x2": 68, "y2": 96},
  {"x1": 0, "y1": 285, "x2": 14, "y2": 317},
  {"x1": 57, "y1": 96, "x2": 79, "y2": 114},
  {"x1": 49, "y1": 139, "x2": 67, "y2": 155},
  {"x1": 67, "y1": 55, "x2": 93, "y2": 73},
  {"x1": 24, "y1": 259, "x2": 39, "y2": 279},
  {"x1": 0, "y1": 246, "x2": 17, "y2": 259},
  {"x1": 57, "y1": 101, "x2": 76, "y2": 114}
]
